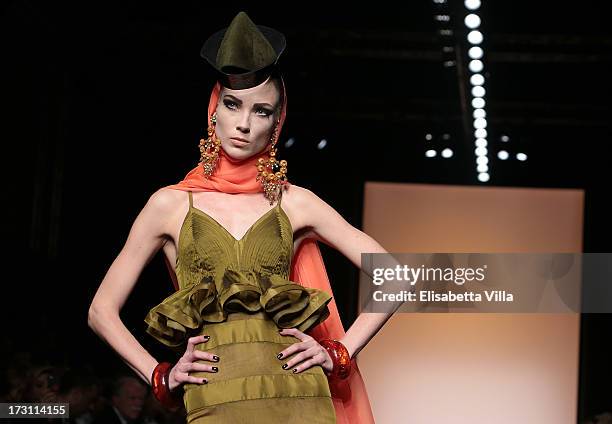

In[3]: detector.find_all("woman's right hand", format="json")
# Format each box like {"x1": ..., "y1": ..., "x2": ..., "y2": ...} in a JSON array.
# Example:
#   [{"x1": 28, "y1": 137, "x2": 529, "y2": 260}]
[{"x1": 168, "y1": 335, "x2": 220, "y2": 391}]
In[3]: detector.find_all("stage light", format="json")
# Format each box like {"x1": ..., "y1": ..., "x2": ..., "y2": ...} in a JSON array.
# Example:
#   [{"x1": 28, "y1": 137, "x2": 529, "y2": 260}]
[
  {"x1": 500, "y1": 135, "x2": 510, "y2": 142},
  {"x1": 425, "y1": 149, "x2": 437, "y2": 158},
  {"x1": 475, "y1": 146, "x2": 488, "y2": 156},
  {"x1": 442, "y1": 133, "x2": 451, "y2": 140},
  {"x1": 472, "y1": 97, "x2": 485, "y2": 108},
  {"x1": 464, "y1": 14, "x2": 481, "y2": 29},
  {"x1": 475, "y1": 128, "x2": 487, "y2": 138},
  {"x1": 442, "y1": 148, "x2": 454, "y2": 158},
  {"x1": 284, "y1": 137, "x2": 295, "y2": 148},
  {"x1": 467, "y1": 30, "x2": 483, "y2": 45},
  {"x1": 465, "y1": 0, "x2": 481, "y2": 10},
  {"x1": 468, "y1": 47, "x2": 483, "y2": 60},
  {"x1": 473, "y1": 118, "x2": 487, "y2": 129},
  {"x1": 516, "y1": 152, "x2": 528, "y2": 161},
  {"x1": 470, "y1": 73, "x2": 484, "y2": 85},
  {"x1": 425, "y1": 133, "x2": 433, "y2": 140},
  {"x1": 435, "y1": 14, "x2": 451, "y2": 22},
  {"x1": 469, "y1": 59, "x2": 483, "y2": 72},
  {"x1": 475, "y1": 138, "x2": 487, "y2": 147},
  {"x1": 477, "y1": 163, "x2": 488, "y2": 173},
  {"x1": 473, "y1": 108, "x2": 486, "y2": 119},
  {"x1": 478, "y1": 172, "x2": 490, "y2": 182},
  {"x1": 497, "y1": 150, "x2": 509, "y2": 160},
  {"x1": 317, "y1": 139, "x2": 327, "y2": 149},
  {"x1": 471, "y1": 86, "x2": 486, "y2": 97},
  {"x1": 476, "y1": 156, "x2": 488, "y2": 165}
]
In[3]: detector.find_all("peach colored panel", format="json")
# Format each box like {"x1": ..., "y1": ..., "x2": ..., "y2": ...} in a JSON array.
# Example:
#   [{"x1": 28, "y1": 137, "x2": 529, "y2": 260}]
[{"x1": 357, "y1": 182, "x2": 583, "y2": 424}]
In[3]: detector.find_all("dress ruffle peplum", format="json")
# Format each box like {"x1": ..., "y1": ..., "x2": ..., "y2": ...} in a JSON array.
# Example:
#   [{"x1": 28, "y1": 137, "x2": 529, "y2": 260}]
[{"x1": 145, "y1": 268, "x2": 332, "y2": 348}]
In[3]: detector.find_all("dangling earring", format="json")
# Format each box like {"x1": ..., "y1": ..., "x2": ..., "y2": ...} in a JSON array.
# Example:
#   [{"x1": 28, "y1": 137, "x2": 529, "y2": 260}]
[
  {"x1": 199, "y1": 112, "x2": 222, "y2": 178},
  {"x1": 256, "y1": 120, "x2": 288, "y2": 204}
]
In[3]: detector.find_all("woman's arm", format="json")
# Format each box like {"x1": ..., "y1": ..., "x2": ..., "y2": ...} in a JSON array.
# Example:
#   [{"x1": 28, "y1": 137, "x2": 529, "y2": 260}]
[
  {"x1": 87, "y1": 188, "x2": 178, "y2": 386},
  {"x1": 292, "y1": 186, "x2": 401, "y2": 360}
]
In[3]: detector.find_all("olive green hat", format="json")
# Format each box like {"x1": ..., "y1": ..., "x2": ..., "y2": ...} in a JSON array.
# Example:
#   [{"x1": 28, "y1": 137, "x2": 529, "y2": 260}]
[{"x1": 200, "y1": 11, "x2": 286, "y2": 90}]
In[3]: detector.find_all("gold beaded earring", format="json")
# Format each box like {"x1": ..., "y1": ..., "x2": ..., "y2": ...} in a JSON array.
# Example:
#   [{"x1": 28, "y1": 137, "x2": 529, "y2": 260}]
[
  {"x1": 199, "y1": 112, "x2": 222, "y2": 178},
  {"x1": 256, "y1": 120, "x2": 288, "y2": 204}
]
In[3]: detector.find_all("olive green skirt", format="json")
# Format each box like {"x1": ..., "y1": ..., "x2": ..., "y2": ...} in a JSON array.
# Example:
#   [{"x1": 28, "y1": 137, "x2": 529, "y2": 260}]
[{"x1": 182, "y1": 311, "x2": 336, "y2": 423}]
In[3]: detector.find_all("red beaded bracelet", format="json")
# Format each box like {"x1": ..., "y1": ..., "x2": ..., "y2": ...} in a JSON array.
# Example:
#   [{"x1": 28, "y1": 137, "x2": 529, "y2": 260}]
[
  {"x1": 151, "y1": 362, "x2": 183, "y2": 409},
  {"x1": 319, "y1": 339, "x2": 352, "y2": 380}
]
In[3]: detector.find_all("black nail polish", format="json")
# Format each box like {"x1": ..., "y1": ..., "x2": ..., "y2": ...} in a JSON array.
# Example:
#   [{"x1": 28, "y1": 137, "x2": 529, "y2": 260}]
[
  {"x1": 213, "y1": 355, "x2": 219, "y2": 361},
  {"x1": 277, "y1": 353, "x2": 283, "y2": 359},
  {"x1": 282, "y1": 364, "x2": 288, "y2": 369},
  {"x1": 212, "y1": 367, "x2": 218, "y2": 372},
  {"x1": 204, "y1": 336, "x2": 210, "y2": 340},
  {"x1": 292, "y1": 369, "x2": 298, "y2": 373}
]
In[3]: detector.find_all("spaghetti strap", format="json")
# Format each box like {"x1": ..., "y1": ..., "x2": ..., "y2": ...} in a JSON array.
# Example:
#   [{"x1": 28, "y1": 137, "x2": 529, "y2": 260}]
[{"x1": 188, "y1": 191, "x2": 193, "y2": 208}]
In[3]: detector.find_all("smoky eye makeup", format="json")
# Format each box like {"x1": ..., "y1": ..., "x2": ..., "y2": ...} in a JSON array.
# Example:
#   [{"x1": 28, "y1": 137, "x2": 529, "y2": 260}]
[
  {"x1": 223, "y1": 98, "x2": 273, "y2": 116},
  {"x1": 223, "y1": 99, "x2": 238, "y2": 109},
  {"x1": 256, "y1": 107, "x2": 274, "y2": 116},
  {"x1": 223, "y1": 96, "x2": 274, "y2": 117}
]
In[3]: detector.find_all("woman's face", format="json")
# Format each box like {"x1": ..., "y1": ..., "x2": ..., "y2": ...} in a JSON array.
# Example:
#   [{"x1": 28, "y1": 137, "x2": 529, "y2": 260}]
[{"x1": 214, "y1": 77, "x2": 281, "y2": 161}]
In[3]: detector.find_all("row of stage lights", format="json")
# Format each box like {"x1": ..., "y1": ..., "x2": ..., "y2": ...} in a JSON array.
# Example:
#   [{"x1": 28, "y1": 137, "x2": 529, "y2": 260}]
[
  {"x1": 464, "y1": 0, "x2": 529, "y2": 176},
  {"x1": 284, "y1": 135, "x2": 524, "y2": 160},
  {"x1": 462, "y1": 0, "x2": 491, "y2": 182},
  {"x1": 428, "y1": 1, "x2": 529, "y2": 177},
  {"x1": 424, "y1": 133, "x2": 527, "y2": 161},
  {"x1": 431, "y1": 0, "x2": 489, "y2": 178}
]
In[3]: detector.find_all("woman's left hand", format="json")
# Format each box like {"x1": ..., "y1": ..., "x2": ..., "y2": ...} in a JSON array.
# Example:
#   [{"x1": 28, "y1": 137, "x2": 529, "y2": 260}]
[{"x1": 276, "y1": 328, "x2": 333, "y2": 374}]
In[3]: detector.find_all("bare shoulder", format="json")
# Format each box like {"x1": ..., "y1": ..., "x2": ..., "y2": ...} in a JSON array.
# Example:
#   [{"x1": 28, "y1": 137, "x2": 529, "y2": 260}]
[
  {"x1": 139, "y1": 187, "x2": 189, "y2": 237},
  {"x1": 281, "y1": 183, "x2": 322, "y2": 209},
  {"x1": 146, "y1": 187, "x2": 186, "y2": 213},
  {"x1": 280, "y1": 183, "x2": 335, "y2": 234}
]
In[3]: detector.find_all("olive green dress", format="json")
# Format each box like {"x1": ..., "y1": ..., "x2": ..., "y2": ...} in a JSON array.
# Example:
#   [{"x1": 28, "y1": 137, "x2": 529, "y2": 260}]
[{"x1": 144, "y1": 191, "x2": 336, "y2": 423}]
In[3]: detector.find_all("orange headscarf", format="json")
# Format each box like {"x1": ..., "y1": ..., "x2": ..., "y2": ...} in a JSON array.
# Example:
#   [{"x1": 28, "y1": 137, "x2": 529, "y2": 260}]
[{"x1": 162, "y1": 79, "x2": 375, "y2": 423}]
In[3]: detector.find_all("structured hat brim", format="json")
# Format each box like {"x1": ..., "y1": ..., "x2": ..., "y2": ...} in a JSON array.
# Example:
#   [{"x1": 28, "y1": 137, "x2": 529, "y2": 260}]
[{"x1": 200, "y1": 24, "x2": 286, "y2": 90}]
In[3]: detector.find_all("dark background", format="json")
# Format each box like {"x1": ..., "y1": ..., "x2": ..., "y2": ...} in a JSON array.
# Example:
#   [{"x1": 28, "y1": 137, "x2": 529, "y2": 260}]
[{"x1": 2, "y1": 1, "x2": 612, "y2": 421}]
